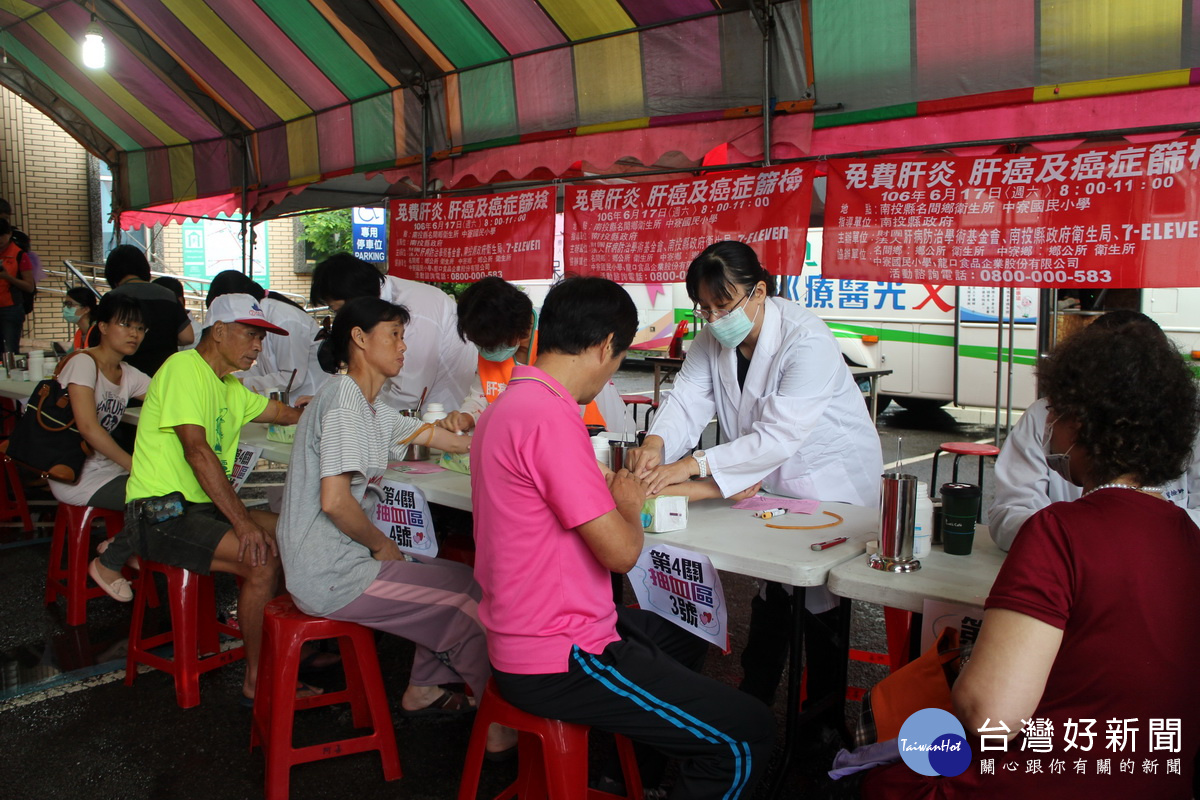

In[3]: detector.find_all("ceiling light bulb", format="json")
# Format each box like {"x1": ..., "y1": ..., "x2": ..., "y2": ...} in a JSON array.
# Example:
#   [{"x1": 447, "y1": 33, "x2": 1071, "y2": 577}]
[{"x1": 82, "y1": 20, "x2": 106, "y2": 69}]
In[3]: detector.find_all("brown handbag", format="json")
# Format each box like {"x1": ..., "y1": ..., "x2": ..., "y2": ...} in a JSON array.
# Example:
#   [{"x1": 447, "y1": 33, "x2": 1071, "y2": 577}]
[{"x1": 3, "y1": 351, "x2": 97, "y2": 483}]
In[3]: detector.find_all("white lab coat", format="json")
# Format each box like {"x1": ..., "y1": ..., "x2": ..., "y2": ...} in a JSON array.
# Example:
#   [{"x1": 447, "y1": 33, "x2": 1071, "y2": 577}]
[
  {"x1": 988, "y1": 396, "x2": 1200, "y2": 550},
  {"x1": 237, "y1": 297, "x2": 327, "y2": 398},
  {"x1": 379, "y1": 276, "x2": 476, "y2": 413},
  {"x1": 648, "y1": 298, "x2": 883, "y2": 615},
  {"x1": 649, "y1": 297, "x2": 883, "y2": 505}
]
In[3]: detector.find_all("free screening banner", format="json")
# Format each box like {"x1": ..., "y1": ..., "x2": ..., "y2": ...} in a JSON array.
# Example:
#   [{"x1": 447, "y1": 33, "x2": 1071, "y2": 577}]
[
  {"x1": 387, "y1": 187, "x2": 554, "y2": 282},
  {"x1": 563, "y1": 165, "x2": 815, "y2": 282},
  {"x1": 823, "y1": 139, "x2": 1200, "y2": 288},
  {"x1": 368, "y1": 479, "x2": 438, "y2": 558},
  {"x1": 629, "y1": 543, "x2": 728, "y2": 651}
]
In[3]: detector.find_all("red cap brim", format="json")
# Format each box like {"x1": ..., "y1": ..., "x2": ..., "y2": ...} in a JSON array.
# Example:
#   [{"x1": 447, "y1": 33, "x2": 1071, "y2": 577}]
[{"x1": 234, "y1": 318, "x2": 290, "y2": 336}]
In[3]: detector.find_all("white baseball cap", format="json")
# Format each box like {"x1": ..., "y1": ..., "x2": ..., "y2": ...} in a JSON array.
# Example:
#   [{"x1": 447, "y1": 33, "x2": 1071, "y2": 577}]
[{"x1": 205, "y1": 293, "x2": 289, "y2": 335}]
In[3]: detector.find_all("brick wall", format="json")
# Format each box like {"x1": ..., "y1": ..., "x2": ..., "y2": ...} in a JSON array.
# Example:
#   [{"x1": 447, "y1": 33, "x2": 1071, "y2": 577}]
[
  {"x1": 0, "y1": 86, "x2": 319, "y2": 351},
  {"x1": 0, "y1": 86, "x2": 93, "y2": 347}
]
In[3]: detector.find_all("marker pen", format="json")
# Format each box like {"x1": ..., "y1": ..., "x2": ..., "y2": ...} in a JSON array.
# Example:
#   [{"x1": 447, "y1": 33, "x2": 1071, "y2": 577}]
[{"x1": 810, "y1": 537, "x2": 848, "y2": 551}]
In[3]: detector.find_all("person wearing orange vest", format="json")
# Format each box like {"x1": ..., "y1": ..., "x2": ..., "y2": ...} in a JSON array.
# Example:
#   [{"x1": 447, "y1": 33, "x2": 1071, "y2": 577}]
[{"x1": 439, "y1": 277, "x2": 629, "y2": 434}]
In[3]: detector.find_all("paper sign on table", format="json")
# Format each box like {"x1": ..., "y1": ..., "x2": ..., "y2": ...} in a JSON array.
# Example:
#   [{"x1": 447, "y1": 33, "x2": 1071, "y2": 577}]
[
  {"x1": 920, "y1": 599, "x2": 985, "y2": 653},
  {"x1": 389, "y1": 461, "x2": 447, "y2": 475},
  {"x1": 229, "y1": 443, "x2": 264, "y2": 492},
  {"x1": 629, "y1": 543, "x2": 728, "y2": 652},
  {"x1": 731, "y1": 495, "x2": 819, "y2": 515},
  {"x1": 369, "y1": 478, "x2": 438, "y2": 557}
]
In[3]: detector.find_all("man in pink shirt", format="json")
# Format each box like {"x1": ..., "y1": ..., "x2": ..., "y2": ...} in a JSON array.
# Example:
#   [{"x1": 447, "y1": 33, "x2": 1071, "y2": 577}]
[{"x1": 471, "y1": 276, "x2": 773, "y2": 799}]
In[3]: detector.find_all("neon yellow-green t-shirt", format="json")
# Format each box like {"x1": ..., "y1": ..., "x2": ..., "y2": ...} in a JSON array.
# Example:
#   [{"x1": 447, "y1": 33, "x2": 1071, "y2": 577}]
[{"x1": 126, "y1": 349, "x2": 269, "y2": 503}]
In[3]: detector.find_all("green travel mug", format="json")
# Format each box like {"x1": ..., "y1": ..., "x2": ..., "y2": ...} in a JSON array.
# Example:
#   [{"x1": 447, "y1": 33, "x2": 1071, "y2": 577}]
[{"x1": 940, "y1": 483, "x2": 981, "y2": 555}]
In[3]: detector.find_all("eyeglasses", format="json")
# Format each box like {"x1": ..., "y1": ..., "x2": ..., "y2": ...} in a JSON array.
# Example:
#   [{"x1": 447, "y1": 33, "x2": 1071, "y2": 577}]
[
  {"x1": 695, "y1": 292, "x2": 750, "y2": 322},
  {"x1": 114, "y1": 321, "x2": 148, "y2": 334}
]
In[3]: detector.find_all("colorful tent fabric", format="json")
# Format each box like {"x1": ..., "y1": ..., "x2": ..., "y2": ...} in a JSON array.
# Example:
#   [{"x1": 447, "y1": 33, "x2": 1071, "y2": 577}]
[
  {"x1": 0, "y1": 0, "x2": 802, "y2": 216},
  {"x1": 1, "y1": 1, "x2": 1198, "y2": 219}
]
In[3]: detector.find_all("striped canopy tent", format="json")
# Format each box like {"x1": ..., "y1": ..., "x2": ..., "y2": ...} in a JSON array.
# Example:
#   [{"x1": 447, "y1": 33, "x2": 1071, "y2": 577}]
[{"x1": 0, "y1": 0, "x2": 1198, "y2": 223}]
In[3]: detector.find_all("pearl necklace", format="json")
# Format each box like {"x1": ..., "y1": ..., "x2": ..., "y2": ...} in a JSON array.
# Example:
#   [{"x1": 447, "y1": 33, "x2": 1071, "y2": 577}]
[{"x1": 1083, "y1": 482, "x2": 1166, "y2": 497}]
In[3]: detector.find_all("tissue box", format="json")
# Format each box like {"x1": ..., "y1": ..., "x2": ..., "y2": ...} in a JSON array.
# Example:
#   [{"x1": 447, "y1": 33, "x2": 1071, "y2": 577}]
[
  {"x1": 266, "y1": 423, "x2": 297, "y2": 444},
  {"x1": 641, "y1": 495, "x2": 688, "y2": 533}
]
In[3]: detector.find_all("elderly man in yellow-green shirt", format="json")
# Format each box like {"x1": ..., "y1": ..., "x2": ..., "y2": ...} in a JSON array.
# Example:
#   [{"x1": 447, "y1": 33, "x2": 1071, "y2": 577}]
[{"x1": 89, "y1": 294, "x2": 305, "y2": 707}]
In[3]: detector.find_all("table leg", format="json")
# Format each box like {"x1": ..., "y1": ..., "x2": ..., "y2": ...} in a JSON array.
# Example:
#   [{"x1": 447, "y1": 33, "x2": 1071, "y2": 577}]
[
  {"x1": 869, "y1": 377, "x2": 880, "y2": 423},
  {"x1": 908, "y1": 611, "x2": 924, "y2": 661},
  {"x1": 767, "y1": 585, "x2": 807, "y2": 799},
  {"x1": 653, "y1": 363, "x2": 662, "y2": 406}
]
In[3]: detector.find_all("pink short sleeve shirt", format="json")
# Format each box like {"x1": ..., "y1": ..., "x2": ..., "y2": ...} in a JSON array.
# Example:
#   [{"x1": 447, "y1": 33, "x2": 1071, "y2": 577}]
[{"x1": 470, "y1": 366, "x2": 620, "y2": 673}]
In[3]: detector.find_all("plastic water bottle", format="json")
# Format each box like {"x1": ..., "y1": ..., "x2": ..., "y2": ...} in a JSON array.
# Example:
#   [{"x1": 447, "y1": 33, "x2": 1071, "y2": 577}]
[
  {"x1": 913, "y1": 481, "x2": 934, "y2": 559},
  {"x1": 420, "y1": 402, "x2": 448, "y2": 425}
]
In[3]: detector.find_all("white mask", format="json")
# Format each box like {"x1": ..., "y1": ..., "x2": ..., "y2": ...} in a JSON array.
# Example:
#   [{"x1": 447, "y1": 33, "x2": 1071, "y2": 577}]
[{"x1": 1043, "y1": 413, "x2": 1076, "y2": 484}]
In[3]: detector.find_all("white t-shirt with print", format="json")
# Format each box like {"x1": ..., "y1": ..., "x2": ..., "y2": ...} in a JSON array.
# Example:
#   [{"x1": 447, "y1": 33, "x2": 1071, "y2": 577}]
[{"x1": 48, "y1": 353, "x2": 151, "y2": 507}]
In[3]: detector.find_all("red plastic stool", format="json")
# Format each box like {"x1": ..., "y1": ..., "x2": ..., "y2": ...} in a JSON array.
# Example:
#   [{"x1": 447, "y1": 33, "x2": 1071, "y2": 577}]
[
  {"x1": 620, "y1": 394, "x2": 659, "y2": 431},
  {"x1": 44, "y1": 502, "x2": 126, "y2": 626},
  {"x1": 458, "y1": 678, "x2": 643, "y2": 800},
  {"x1": 930, "y1": 442, "x2": 1001, "y2": 519},
  {"x1": 251, "y1": 595, "x2": 401, "y2": 800},
  {"x1": 125, "y1": 559, "x2": 245, "y2": 708},
  {"x1": 0, "y1": 454, "x2": 33, "y2": 532}
]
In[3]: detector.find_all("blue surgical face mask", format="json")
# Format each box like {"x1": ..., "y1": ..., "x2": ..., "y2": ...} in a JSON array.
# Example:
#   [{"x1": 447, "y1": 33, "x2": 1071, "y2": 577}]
[
  {"x1": 478, "y1": 342, "x2": 519, "y2": 363},
  {"x1": 62, "y1": 306, "x2": 82, "y2": 324},
  {"x1": 708, "y1": 297, "x2": 761, "y2": 349}
]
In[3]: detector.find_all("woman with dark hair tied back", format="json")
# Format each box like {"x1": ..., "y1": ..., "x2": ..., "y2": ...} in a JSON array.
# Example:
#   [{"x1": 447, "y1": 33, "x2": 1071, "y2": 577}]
[
  {"x1": 62, "y1": 286, "x2": 98, "y2": 351},
  {"x1": 274, "y1": 297, "x2": 516, "y2": 756},
  {"x1": 625, "y1": 240, "x2": 883, "y2": 709},
  {"x1": 865, "y1": 322, "x2": 1200, "y2": 798}
]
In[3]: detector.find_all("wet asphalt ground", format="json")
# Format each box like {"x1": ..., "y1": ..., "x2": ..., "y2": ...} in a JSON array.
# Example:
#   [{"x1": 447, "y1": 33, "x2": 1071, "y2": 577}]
[{"x1": 1, "y1": 362, "x2": 1004, "y2": 799}]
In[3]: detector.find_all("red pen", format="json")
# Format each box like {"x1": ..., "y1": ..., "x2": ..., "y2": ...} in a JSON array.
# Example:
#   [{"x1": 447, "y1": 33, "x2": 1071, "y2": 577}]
[{"x1": 811, "y1": 537, "x2": 848, "y2": 551}]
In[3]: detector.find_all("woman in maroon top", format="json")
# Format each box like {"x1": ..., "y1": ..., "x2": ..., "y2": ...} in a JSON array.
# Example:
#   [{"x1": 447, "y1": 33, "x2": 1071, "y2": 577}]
[{"x1": 865, "y1": 320, "x2": 1200, "y2": 799}]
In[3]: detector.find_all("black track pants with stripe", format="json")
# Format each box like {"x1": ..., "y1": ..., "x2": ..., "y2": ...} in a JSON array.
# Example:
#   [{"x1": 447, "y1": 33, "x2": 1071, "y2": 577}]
[{"x1": 493, "y1": 606, "x2": 776, "y2": 800}]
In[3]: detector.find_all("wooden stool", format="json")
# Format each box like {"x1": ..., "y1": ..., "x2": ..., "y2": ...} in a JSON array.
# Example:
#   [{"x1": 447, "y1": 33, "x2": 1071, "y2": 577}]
[
  {"x1": 458, "y1": 678, "x2": 643, "y2": 800},
  {"x1": 251, "y1": 595, "x2": 401, "y2": 800},
  {"x1": 125, "y1": 559, "x2": 245, "y2": 708},
  {"x1": 44, "y1": 502, "x2": 125, "y2": 626}
]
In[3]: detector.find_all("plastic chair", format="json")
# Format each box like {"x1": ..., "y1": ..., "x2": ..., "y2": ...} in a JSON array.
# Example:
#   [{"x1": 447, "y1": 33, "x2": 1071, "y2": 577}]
[
  {"x1": 125, "y1": 559, "x2": 245, "y2": 709},
  {"x1": 458, "y1": 678, "x2": 643, "y2": 800},
  {"x1": 44, "y1": 502, "x2": 126, "y2": 626},
  {"x1": 251, "y1": 595, "x2": 401, "y2": 800},
  {"x1": 0, "y1": 454, "x2": 33, "y2": 533}
]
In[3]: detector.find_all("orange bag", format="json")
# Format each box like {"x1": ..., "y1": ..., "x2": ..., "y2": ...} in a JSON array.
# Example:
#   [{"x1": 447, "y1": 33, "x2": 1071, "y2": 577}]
[{"x1": 856, "y1": 626, "x2": 962, "y2": 745}]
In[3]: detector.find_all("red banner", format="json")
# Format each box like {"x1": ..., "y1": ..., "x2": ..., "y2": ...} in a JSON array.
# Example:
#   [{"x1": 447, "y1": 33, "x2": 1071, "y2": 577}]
[
  {"x1": 387, "y1": 187, "x2": 554, "y2": 282},
  {"x1": 823, "y1": 139, "x2": 1200, "y2": 288},
  {"x1": 563, "y1": 165, "x2": 815, "y2": 282}
]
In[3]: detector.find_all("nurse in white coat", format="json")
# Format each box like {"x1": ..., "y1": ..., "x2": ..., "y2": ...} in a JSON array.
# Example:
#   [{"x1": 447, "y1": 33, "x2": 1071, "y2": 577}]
[
  {"x1": 626, "y1": 240, "x2": 883, "y2": 706},
  {"x1": 989, "y1": 310, "x2": 1200, "y2": 550}
]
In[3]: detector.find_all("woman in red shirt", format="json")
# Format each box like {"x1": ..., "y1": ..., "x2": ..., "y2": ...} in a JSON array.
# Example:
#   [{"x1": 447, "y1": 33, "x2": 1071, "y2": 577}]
[
  {"x1": 0, "y1": 219, "x2": 36, "y2": 355},
  {"x1": 864, "y1": 321, "x2": 1200, "y2": 798}
]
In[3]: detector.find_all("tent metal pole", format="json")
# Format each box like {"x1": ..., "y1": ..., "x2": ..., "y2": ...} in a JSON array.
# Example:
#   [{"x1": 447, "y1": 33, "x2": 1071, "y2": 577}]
[
  {"x1": 240, "y1": 135, "x2": 250, "y2": 276},
  {"x1": 420, "y1": 82, "x2": 430, "y2": 200},
  {"x1": 759, "y1": 2, "x2": 774, "y2": 167},
  {"x1": 994, "y1": 292, "x2": 1003, "y2": 442},
  {"x1": 1006, "y1": 288, "x2": 1016, "y2": 435}
]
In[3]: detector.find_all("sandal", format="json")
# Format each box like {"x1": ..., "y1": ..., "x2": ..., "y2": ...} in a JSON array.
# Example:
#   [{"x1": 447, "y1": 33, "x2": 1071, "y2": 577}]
[
  {"x1": 88, "y1": 557, "x2": 133, "y2": 602},
  {"x1": 96, "y1": 538, "x2": 140, "y2": 570},
  {"x1": 399, "y1": 688, "x2": 476, "y2": 718}
]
